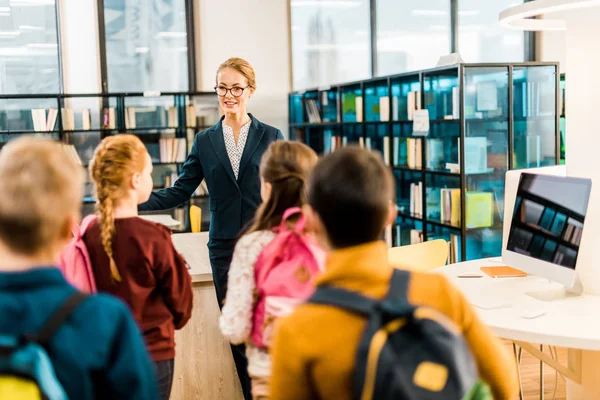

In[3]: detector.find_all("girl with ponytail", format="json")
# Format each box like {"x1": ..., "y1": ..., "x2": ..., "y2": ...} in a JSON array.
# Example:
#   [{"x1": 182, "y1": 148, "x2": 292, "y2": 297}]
[
  {"x1": 219, "y1": 141, "x2": 323, "y2": 399},
  {"x1": 84, "y1": 134, "x2": 193, "y2": 400}
]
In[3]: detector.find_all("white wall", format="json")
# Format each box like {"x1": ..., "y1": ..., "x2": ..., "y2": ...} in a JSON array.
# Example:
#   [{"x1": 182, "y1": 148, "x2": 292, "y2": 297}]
[
  {"x1": 537, "y1": 14, "x2": 567, "y2": 73},
  {"x1": 196, "y1": 0, "x2": 291, "y2": 138}
]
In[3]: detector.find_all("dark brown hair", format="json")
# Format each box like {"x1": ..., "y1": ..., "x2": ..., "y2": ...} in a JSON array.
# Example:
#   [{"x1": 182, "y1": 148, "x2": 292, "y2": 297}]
[
  {"x1": 247, "y1": 141, "x2": 318, "y2": 233},
  {"x1": 308, "y1": 146, "x2": 395, "y2": 249}
]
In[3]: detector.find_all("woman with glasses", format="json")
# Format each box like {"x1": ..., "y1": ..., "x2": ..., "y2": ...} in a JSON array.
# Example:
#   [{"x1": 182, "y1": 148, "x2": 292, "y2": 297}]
[{"x1": 139, "y1": 57, "x2": 284, "y2": 400}]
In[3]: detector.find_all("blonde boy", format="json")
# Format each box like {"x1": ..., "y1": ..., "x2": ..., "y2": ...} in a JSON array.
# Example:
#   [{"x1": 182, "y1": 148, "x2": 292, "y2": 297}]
[{"x1": 0, "y1": 138, "x2": 158, "y2": 399}]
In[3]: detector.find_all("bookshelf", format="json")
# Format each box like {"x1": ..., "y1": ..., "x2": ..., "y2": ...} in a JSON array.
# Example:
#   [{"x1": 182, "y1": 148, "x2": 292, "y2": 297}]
[
  {"x1": 289, "y1": 63, "x2": 560, "y2": 262},
  {"x1": 0, "y1": 91, "x2": 218, "y2": 231}
]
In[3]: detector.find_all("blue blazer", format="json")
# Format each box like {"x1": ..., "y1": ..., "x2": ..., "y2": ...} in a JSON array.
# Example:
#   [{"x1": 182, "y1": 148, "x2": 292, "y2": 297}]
[{"x1": 139, "y1": 114, "x2": 284, "y2": 240}]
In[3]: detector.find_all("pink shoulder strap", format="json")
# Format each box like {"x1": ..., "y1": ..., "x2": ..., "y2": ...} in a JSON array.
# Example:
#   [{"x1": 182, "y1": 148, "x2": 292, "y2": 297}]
[
  {"x1": 74, "y1": 215, "x2": 97, "y2": 238},
  {"x1": 280, "y1": 207, "x2": 305, "y2": 232}
]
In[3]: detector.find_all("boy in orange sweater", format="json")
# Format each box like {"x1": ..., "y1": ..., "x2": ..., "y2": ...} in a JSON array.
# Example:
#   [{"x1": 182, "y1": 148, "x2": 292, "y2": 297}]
[{"x1": 270, "y1": 147, "x2": 518, "y2": 400}]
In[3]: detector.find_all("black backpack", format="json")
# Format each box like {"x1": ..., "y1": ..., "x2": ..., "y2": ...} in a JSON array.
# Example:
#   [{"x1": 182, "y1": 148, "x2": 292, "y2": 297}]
[{"x1": 308, "y1": 268, "x2": 492, "y2": 400}]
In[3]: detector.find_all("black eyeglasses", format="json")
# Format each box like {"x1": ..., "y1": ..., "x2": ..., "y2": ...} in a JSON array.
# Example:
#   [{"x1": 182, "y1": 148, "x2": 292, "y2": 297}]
[{"x1": 214, "y1": 86, "x2": 250, "y2": 97}]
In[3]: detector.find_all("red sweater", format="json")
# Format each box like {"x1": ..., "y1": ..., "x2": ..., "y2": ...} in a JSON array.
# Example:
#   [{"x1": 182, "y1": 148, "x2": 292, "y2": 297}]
[{"x1": 84, "y1": 217, "x2": 193, "y2": 362}]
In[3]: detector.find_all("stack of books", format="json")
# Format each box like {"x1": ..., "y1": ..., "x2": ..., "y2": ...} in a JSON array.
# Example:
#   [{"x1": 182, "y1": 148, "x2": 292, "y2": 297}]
[
  {"x1": 31, "y1": 109, "x2": 58, "y2": 132},
  {"x1": 158, "y1": 138, "x2": 187, "y2": 163},
  {"x1": 410, "y1": 182, "x2": 423, "y2": 216}
]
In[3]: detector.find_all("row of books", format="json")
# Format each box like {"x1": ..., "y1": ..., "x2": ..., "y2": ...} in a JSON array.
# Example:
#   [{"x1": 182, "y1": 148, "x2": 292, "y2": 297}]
[
  {"x1": 31, "y1": 109, "x2": 59, "y2": 132},
  {"x1": 322, "y1": 132, "x2": 391, "y2": 164},
  {"x1": 158, "y1": 138, "x2": 187, "y2": 163},
  {"x1": 304, "y1": 99, "x2": 321, "y2": 124},
  {"x1": 563, "y1": 222, "x2": 583, "y2": 246},
  {"x1": 27, "y1": 104, "x2": 219, "y2": 131},
  {"x1": 409, "y1": 182, "x2": 423, "y2": 217}
]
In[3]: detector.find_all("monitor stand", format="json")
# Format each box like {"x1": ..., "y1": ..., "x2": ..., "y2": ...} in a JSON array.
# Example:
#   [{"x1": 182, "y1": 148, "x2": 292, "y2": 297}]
[{"x1": 525, "y1": 275, "x2": 584, "y2": 302}]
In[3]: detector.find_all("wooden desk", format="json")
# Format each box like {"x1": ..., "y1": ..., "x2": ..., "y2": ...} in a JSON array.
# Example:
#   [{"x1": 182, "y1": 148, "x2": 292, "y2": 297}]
[{"x1": 171, "y1": 233, "x2": 243, "y2": 400}]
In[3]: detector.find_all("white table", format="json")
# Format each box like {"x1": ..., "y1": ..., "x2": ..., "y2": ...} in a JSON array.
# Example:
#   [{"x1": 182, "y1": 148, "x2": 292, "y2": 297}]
[
  {"x1": 140, "y1": 214, "x2": 182, "y2": 230},
  {"x1": 435, "y1": 258, "x2": 600, "y2": 399}
]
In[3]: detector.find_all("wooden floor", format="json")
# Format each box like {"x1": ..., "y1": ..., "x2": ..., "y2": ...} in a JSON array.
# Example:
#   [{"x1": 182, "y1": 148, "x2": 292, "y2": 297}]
[{"x1": 506, "y1": 341, "x2": 567, "y2": 400}]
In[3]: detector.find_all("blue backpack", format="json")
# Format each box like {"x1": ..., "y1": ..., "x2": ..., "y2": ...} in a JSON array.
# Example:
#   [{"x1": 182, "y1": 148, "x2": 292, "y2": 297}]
[
  {"x1": 309, "y1": 269, "x2": 492, "y2": 400},
  {"x1": 0, "y1": 292, "x2": 87, "y2": 400}
]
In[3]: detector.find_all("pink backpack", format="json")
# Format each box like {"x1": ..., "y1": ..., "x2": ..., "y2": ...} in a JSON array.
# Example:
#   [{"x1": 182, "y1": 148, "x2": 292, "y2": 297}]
[
  {"x1": 251, "y1": 207, "x2": 326, "y2": 349},
  {"x1": 57, "y1": 215, "x2": 97, "y2": 293}
]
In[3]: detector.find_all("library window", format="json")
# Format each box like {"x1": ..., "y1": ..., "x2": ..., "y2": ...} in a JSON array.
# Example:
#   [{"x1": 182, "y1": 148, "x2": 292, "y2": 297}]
[
  {"x1": 0, "y1": 0, "x2": 61, "y2": 94},
  {"x1": 376, "y1": 0, "x2": 451, "y2": 76},
  {"x1": 291, "y1": 0, "x2": 371, "y2": 90},
  {"x1": 103, "y1": 0, "x2": 189, "y2": 92},
  {"x1": 457, "y1": 0, "x2": 525, "y2": 63}
]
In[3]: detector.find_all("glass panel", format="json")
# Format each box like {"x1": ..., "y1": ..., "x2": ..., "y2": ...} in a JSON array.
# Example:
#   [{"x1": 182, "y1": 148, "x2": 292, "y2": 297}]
[
  {"x1": 0, "y1": 0, "x2": 60, "y2": 94},
  {"x1": 289, "y1": 93, "x2": 305, "y2": 124},
  {"x1": 423, "y1": 69, "x2": 459, "y2": 121},
  {"x1": 123, "y1": 95, "x2": 177, "y2": 129},
  {"x1": 392, "y1": 217, "x2": 424, "y2": 247},
  {"x1": 376, "y1": 0, "x2": 450, "y2": 76},
  {"x1": 320, "y1": 88, "x2": 339, "y2": 122},
  {"x1": 323, "y1": 127, "x2": 342, "y2": 154},
  {"x1": 365, "y1": 123, "x2": 389, "y2": 163},
  {"x1": 104, "y1": 0, "x2": 189, "y2": 91},
  {"x1": 425, "y1": 173, "x2": 461, "y2": 229},
  {"x1": 391, "y1": 122, "x2": 414, "y2": 169},
  {"x1": 513, "y1": 65, "x2": 558, "y2": 169},
  {"x1": 340, "y1": 85, "x2": 363, "y2": 123},
  {"x1": 364, "y1": 79, "x2": 389, "y2": 122},
  {"x1": 395, "y1": 169, "x2": 424, "y2": 219},
  {"x1": 463, "y1": 66, "x2": 509, "y2": 259},
  {"x1": 0, "y1": 97, "x2": 60, "y2": 132},
  {"x1": 458, "y1": 0, "x2": 525, "y2": 63},
  {"x1": 341, "y1": 123, "x2": 363, "y2": 146},
  {"x1": 390, "y1": 74, "x2": 420, "y2": 122},
  {"x1": 307, "y1": 126, "x2": 325, "y2": 154},
  {"x1": 291, "y1": 0, "x2": 370, "y2": 89}
]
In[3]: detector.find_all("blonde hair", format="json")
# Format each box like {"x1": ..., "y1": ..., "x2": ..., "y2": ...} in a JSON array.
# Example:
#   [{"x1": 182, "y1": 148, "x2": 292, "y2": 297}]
[
  {"x1": 0, "y1": 137, "x2": 83, "y2": 256},
  {"x1": 89, "y1": 134, "x2": 147, "y2": 282},
  {"x1": 216, "y1": 57, "x2": 257, "y2": 88}
]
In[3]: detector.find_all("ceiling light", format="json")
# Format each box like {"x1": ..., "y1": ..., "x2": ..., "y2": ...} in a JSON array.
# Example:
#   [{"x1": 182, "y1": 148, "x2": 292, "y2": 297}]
[
  {"x1": 291, "y1": 1, "x2": 362, "y2": 8},
  {"x1": 135, "y1": 47, "x2": 149, "y2": 53},
  {"x1": 0, "y1": 31, "x2": 21, "y2": 37},
  {"x1": 0, "y1": 12, "x2": 10, "y2": 17},
  {"x1": 19, "y1": 25, "x2": 44, "y2": 31},
  {"x1": 0, "y1": 6, "x2": 10, "y2": 12},
  {"x1": 156, "y1": 31, "x2": 187, "y2": 38},
  {"x1": 411, "y1": 10, "x2": 447, "y2": 16},
  {"x1": 499, "y1": 0, "x2": 600, "y2": 31}
]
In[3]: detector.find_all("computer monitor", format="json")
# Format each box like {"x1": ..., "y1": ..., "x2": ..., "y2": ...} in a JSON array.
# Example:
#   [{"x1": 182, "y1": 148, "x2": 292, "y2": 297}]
[
  {"x1": 502, "y1": 165, "x2": 566, "y2": 252},
  {"x1": 503, "y1": 173, "x2": 592, "y2": 300}
]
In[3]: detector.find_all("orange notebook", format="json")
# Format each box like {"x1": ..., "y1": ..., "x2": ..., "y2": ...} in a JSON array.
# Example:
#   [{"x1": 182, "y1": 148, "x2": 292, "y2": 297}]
[{"x1": 480, "y1": 266, "x2": 528, "y2": 278}]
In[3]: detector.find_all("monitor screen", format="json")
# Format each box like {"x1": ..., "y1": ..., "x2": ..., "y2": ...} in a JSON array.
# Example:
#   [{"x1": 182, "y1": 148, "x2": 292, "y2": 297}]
[{"x1": 506, "y1": 173, "x2": 592, "y2": 269}]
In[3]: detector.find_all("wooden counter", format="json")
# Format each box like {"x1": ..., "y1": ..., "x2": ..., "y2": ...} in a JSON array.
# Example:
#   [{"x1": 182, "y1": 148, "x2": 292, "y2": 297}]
[{"x1": 171, "y1": 233, "x2": 243, "y2": 400}]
